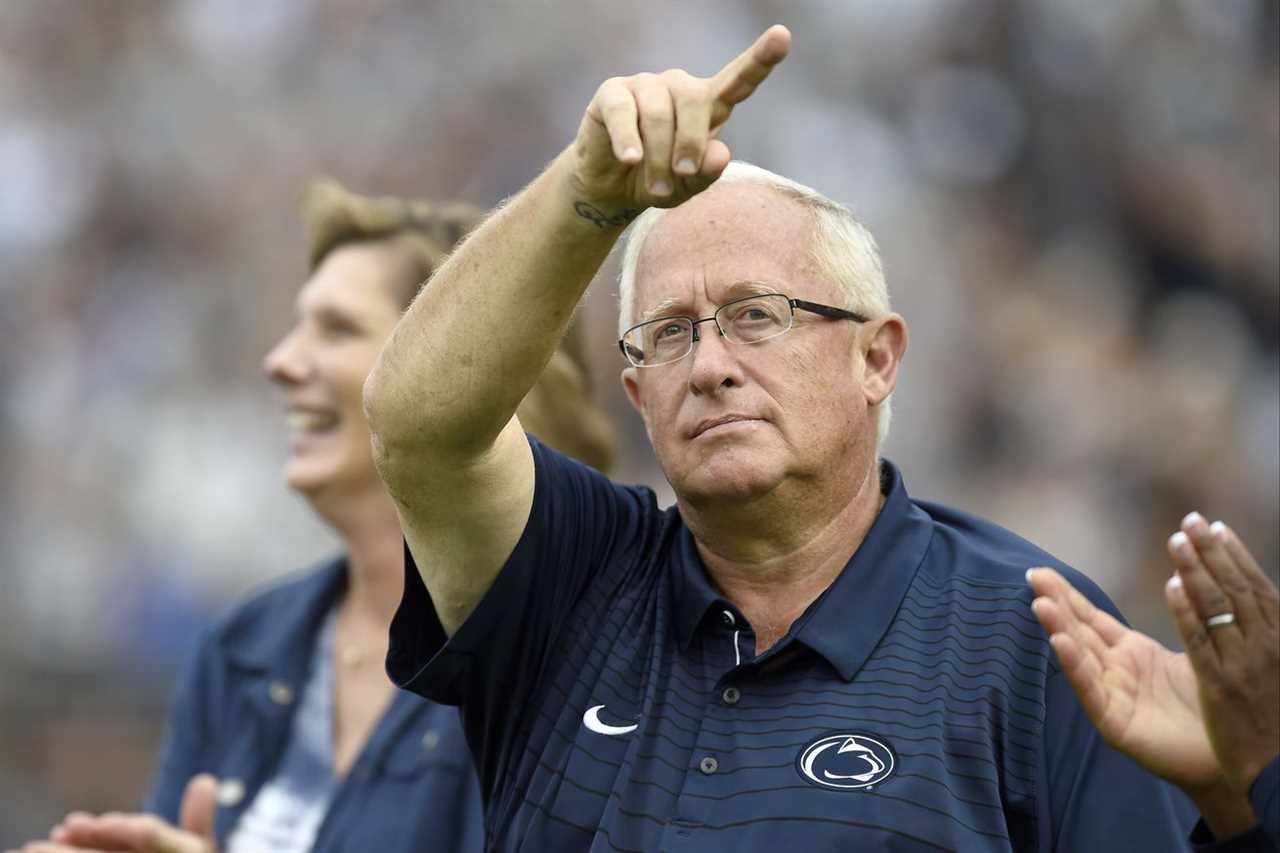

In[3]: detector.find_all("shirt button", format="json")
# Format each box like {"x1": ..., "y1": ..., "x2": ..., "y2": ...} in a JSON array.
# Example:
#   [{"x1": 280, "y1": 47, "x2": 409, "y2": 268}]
[
  {"x1": 722, "y1": 686, "x2": 741, "y2": 705},
  {"x1": 720, "y1": 610, "x2": 735, "y2": 626},
  {"x1": 268, "y1": 680, "x2": 294, "y2": 705},
  {"x1": 215, "y1": 778, "x2": 245, "y2": 807},
  {"x1": 699, "y1": 756, "x2": 719, "y2": 775},
  {"x1": 421, "y1": 729, "x2": 441, "y2": 751}
]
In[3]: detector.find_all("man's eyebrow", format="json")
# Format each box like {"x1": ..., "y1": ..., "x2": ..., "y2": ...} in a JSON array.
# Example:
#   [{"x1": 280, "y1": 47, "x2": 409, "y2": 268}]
[
  {"x1": 637, "y1": 281, "x2": 782, "y2": 324},
  {"x1": 725, "y1": 279, "x2": 782, "y2": 299},
  {"x1": 638, "y1": 297, "x2": 687, "y2": 324}
]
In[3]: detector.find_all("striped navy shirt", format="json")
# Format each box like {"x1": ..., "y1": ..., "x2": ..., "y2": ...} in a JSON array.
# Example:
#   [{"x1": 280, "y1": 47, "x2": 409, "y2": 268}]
[{"x1": 389, "y1": 438, "x2": 1201, "y2": 851}]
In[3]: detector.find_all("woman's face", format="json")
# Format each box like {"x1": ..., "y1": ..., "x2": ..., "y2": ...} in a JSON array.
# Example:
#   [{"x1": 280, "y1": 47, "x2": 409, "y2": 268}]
[{"x1": 263, "y1": 241, "x2": 406, "y2": 506}]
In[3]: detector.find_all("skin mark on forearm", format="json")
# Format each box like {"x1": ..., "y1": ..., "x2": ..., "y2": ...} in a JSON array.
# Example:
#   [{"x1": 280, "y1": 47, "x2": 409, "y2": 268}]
[{"x1": 574, "y1": 201, "x2": 643, "y2": 229}]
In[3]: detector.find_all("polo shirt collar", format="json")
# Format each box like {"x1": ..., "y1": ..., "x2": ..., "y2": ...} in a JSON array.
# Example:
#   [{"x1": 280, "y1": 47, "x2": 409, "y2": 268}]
[
  {"x1": 794, "y1": 460, "x2": 932, "y2": 681},
  {"x1": 220, "y1": 555, "x2": 348, "y2": 676},
  {"x1": 673, "y1": 525, "x2": 730, "y2": 651},
  {"x1": 670, "y1": 460, "x2": 933, "y2": 682}
]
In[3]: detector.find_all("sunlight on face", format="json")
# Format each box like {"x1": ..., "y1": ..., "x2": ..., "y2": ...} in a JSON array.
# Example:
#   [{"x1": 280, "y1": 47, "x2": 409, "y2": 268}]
[{"x1": 262, "y1": 242, "x2": 406, "y2": 507}]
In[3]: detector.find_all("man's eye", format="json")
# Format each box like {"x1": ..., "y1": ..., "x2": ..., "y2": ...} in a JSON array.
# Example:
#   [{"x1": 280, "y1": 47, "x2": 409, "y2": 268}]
[
  {"x1": 654, "y1": 323, "x2": 685, "y2": 340},
  {"x1": 731, "y1": 306, "x2": 774, "y2": 324}
]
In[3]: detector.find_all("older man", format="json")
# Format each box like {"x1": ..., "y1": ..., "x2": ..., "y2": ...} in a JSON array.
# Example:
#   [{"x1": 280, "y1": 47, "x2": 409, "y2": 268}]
[{"x1": 364, "y1": 26, "x2": 1252, "y2": 852}]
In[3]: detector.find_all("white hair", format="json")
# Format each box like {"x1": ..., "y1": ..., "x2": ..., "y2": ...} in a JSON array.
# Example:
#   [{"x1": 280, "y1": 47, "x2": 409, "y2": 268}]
[{"x1": 616, "y1": 161, "x2": 895, "y2": 446}]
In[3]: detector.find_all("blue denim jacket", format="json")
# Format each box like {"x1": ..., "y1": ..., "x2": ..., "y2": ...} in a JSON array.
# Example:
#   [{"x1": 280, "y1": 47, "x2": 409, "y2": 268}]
[{"x1": 145, "y1": 557, "x2": 485, "y2": 852}]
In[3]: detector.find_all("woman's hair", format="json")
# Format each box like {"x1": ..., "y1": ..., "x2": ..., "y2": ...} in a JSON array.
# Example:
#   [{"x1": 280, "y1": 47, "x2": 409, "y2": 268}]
[{"x1": 302, "y1": 178, "x2": 617, "y2": 473}]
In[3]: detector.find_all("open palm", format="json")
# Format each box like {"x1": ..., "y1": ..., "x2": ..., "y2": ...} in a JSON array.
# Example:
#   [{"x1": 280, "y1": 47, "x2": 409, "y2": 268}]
[{"x1": 1029, "y1": 568, "x2": 1220, "y2": 791}]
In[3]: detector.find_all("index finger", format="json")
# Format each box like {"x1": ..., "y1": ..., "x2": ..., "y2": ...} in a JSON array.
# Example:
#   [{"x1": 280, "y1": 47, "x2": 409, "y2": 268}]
[{"x1": 710, "y1": 25, "x2": 792, "y2": 125}]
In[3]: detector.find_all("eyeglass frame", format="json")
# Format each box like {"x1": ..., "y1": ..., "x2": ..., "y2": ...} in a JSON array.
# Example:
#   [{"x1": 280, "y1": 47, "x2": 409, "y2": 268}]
[{"x1": 618, "y1": 292, "x2": 869, "y2": 368}]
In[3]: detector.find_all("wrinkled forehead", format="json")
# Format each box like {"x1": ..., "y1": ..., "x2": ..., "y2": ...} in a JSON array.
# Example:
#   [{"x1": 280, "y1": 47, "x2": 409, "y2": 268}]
[{"x1": 633, "y1": 183, "x2": 826, "y2": 311}]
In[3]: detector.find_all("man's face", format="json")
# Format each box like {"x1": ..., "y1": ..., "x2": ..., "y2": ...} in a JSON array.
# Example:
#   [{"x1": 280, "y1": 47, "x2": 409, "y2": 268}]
[
  {"x1": 263, "y1": 242, "x2": 405, "y2": 505},
  {"x1": 621, "y1": 183, "x2": 893, "y2": 509}
]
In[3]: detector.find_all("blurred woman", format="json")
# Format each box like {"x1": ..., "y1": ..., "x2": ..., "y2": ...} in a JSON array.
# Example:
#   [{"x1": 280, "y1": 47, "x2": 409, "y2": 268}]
[{"x1": 24, "y1": 179, "x2": 615, "y2": 853}]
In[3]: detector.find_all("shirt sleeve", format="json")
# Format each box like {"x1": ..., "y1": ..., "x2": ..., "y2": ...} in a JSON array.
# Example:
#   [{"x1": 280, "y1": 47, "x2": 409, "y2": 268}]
[
  {"x1": 1252, "y1": 757, "x2": 1280, "y2": 850},
  {"x1": 1037, "y1": 571, "x2": 1202, "y2": 852},
  {"x1": 1188, "y1": 759, "x2": 1280, "y2": 852},
  {"x1": 386, "y1": 436, "x2": 657, "y2": 797},
  {"x1": 143, "y1": 630, "x2": 219, "y2": 821}
]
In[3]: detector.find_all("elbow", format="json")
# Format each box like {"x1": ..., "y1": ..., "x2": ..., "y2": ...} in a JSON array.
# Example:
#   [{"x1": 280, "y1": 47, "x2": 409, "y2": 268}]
[
  {"x1": 364, "y1": 350, "x2": 504, "y2": 482},
  {"x1": 363, "y1": 361, "x2": 425, "y2": 499},
  {"x1": 362, "y1": 359, "x2": 390, "y2": 448},
  {"x1": 363, "y1": 357, "x2": 405, "y2": 472}
]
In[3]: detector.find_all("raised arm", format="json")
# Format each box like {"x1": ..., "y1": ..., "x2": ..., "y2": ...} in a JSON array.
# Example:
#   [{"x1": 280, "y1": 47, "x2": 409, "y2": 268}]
[{"x1": 363, "y1": 26, "x2": 792, "y2": 635}]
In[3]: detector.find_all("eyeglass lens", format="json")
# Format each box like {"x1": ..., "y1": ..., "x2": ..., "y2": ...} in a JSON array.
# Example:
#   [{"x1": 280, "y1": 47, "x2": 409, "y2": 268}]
[{"x1": 622, "y1": 294, "x2": 793, "y2": 366}]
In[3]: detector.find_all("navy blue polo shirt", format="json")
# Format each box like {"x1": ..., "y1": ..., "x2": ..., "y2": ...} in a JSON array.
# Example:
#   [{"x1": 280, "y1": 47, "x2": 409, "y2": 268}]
[{"x1": 389, "y1": 438, "x2": 1206, "y2": 851}]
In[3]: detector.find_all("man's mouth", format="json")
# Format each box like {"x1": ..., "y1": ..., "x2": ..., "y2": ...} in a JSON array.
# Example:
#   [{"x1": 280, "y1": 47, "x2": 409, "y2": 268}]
[{"x1": 690, "y1": 414, "x2": 760, "y2": 439}]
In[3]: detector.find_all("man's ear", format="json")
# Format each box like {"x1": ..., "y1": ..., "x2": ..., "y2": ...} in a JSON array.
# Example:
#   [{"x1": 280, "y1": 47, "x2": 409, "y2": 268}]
[
  {"x1": 621, "y1": 367, "x2": 645, "y2": 415},
  {"x1": 860, "y1": 313, "x2": 907, "y2": 407}
]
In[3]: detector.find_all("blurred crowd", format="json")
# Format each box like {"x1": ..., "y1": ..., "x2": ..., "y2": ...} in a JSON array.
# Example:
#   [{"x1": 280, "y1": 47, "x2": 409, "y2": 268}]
[{"x1": 1, "y1": 0, "x2": 1276, "y2": 844}]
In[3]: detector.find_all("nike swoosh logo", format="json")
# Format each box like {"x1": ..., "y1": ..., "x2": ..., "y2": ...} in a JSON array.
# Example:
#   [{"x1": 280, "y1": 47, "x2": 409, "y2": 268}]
[{"x1": 582, "y1": 704, "x2": 638, "y2": 736}]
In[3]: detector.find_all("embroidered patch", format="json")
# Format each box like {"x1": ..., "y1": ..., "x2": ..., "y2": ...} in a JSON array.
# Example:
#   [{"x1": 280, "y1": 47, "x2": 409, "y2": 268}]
[{"x1": 796, "y1": 732, "x2": 896, "y2": 790}]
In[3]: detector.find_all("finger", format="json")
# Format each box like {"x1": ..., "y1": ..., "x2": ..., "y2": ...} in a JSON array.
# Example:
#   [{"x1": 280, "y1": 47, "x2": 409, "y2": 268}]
[
  {"x1": 1182, "y1": 513, "x2": 1263, "y2": 634},
  {"x1": 1041, "y1": 623, "x2": 1114, "y2": 728},
  {"x1": 710, "y1": 25, "x2": 792, "y2": 128},
  {"x1": 700, "y1": 139, "x2": 731, "y2": 179},
  {"x1": 50, "y1": 814, "x2": 134, "y2": 851},
  {"x1": 178, "y1": 774, "x2": 217, "y2": 839},
  {"x1": 1027, "y1": 567, "x2": 1073, "y2": 604},
  {"x1": 1169, "y1": 529, "x2": 1246, "y2": 661},
  {"x1": 15, "y1": 844, "x2": 108, "y2": 853},
  {"x1": 61, "y1": 815, "x2": 206, "y2": 853},
  {"x1": 1166, "y1": 573, "x2": 1222, "y2": 682},
  {"x1": 630, "y1": 73, "x2": 676, "y2": 197},
  {"x1": 49, "y1": 813, "x2": 93, "y2": 843},
  {"x1": 1028, "y1": 569, "x2": 1099, "y2": 650},
  {"x1": 1032, "y1": 593, "x2": 1112, "y2": 669},
  {"x1": 589, "y1": 77, "x2": 643, "y2": 166},
  {"x1": 1055, "y1": 571, "x2": 1129, "y2": 646},
  {"x1": 1216, "y1": 521, "x2": 1280, "y2": 631},
  {"x1": 665, "y1": 70, "x2": 712, "y2": 178},
  {"x1": 1030, "y1": 589, "x2": 1075, "y2": 637}
]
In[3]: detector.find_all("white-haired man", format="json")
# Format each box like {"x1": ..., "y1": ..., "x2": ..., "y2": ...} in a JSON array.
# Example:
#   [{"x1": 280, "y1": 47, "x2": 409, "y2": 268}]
[{"x1": 365, "y1": 26, "x2": 1260, "y2": 852}]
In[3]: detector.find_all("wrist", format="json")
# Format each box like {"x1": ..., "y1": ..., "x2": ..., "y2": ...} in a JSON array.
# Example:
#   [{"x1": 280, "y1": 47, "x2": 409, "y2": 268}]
[
  {"x1": 1187, "y1": 778, "x2": 1257, "y2": 839},
  {"x1": 555, "y1": 145, "x2": 648, "y2": 233},
  {"x1": 1223, "y1": 748, "x2": 1279, "y2": 800}
]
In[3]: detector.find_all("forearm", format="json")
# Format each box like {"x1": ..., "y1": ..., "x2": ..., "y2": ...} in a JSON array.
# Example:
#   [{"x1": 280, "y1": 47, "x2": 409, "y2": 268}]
[{"x1": 365, "y1": 146, "x2": 630, "y2": 465}]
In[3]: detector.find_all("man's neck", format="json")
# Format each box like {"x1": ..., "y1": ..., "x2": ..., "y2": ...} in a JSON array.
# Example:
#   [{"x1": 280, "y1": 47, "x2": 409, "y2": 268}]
[{"x1": 684, "y1": 461, "x2": 885, "y2": 655}]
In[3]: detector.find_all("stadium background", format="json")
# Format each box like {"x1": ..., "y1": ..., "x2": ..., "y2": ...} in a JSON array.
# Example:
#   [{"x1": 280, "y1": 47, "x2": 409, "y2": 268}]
[{"x1": 1, "y1": 0, "x2": 1276, "y2": 843}]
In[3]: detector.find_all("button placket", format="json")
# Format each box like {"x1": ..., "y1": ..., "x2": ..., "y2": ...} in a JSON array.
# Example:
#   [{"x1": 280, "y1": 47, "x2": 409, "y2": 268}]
[{"x1": 662, "y1": 620, "x2": 737, "y2": 848}]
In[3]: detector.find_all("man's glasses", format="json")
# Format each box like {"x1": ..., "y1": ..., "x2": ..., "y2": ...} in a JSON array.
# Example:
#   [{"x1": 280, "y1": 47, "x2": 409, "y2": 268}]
[{"x1": 618, "y1": 292, "x2": 868, "y2": 368}]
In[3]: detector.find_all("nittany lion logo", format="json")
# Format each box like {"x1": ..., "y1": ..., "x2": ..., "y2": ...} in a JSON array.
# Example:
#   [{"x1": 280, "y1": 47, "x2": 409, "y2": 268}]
[{"x1": 796, "y1": 732, "x2": 896, "y2": 790}]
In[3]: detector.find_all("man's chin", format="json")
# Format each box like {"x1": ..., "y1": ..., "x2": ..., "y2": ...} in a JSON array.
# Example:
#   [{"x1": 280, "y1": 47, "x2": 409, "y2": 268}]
[{"x1": 670, "y1": 456, "x2": 783, "y2": 506}]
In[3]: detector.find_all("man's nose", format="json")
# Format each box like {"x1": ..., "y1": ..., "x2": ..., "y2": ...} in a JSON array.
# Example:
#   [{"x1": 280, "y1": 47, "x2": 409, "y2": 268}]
[{"x1": 686, "y1": 320, "x2": 742, "y2": 396}]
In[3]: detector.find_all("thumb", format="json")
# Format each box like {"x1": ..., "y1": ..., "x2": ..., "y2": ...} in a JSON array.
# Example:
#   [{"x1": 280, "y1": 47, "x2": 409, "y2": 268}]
[{"x1": 178, "y1": 773, "x2": 218, "y2": 839}]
